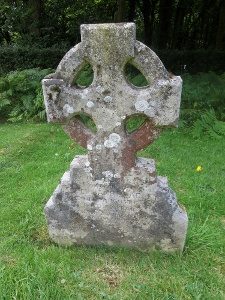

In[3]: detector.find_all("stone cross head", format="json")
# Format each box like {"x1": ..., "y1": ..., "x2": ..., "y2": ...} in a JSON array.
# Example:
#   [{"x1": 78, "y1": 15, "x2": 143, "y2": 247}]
[{"x1": 42, "y1": 23, "x2": 182, "y2": 179}]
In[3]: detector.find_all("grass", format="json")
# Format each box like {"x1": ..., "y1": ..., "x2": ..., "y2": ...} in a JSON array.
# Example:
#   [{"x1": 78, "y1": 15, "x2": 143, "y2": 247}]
[{"x1": 0, "y1": 123, "x2": 225, "y2": 299}]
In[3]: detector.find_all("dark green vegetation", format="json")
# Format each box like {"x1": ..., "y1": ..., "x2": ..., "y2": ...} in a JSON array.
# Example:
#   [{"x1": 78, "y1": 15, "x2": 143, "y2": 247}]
[
  {"x1": 1, "y1": 47, "x2": 225, "y2": 75},
  {"x1": 73, "y1": 63, "x2": 94, "y2": 88},
  {"x1": 182, "y1": 72, "x2": 225, "y2": 121},
  {"x1": 180, "y1": 72, "x2": 225, "y2": 138},
  {"x1": 0, "y1": 0, "x2": 225, "y2": 74},
  {"x1": 0, "y1": 68, "x2": 52, "y2": 122},
  {"x1": 0, "y1": 47, "x2": 64, "y2": 75},
  {"x1": 0, "y1": 123, "x2": 225, "y2": 299}
]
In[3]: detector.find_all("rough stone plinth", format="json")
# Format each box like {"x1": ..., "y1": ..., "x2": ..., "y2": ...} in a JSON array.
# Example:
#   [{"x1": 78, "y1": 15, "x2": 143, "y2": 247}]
[{"x1": 42, "y1": 23, "x2": 188, "y2": 252}]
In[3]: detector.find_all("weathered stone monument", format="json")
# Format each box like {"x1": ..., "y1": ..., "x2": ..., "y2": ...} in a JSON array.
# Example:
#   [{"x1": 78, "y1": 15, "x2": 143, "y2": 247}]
[{"x1": 42, "y1": 23, "x2": 188, "y2": 251}]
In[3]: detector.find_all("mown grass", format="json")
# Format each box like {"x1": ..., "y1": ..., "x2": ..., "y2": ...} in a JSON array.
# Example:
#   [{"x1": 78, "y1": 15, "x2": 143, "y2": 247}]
[{"x1": 0, "y1": 123, "x2": 225, "y2": 299}]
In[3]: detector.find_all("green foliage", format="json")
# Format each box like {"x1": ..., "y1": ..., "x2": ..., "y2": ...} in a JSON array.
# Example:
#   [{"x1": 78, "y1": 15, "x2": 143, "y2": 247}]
[
  {"x1": 0, "y1": 68, "x2": 52, "y2": 122},
  {"x1": 0, "y1": 0, "x2": 116, "y2": 47},
  {"x1": 192, "y1": 110, "x2": 225, "y2": 139},
  {"x1": 181, "y1": 72, "x2": 225, "y2": 124}
]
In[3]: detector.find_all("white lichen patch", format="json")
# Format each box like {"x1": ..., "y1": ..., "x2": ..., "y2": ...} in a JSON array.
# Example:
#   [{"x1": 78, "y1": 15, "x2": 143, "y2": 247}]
[
  {"x1": 85, "y1": 161, "x2": 90, "y2": 167},
  {"x1": 86, "y1": 101, "x2": 95, "y2": 108},
  {"x1": 96, "y1": 144, "x2": 102, "y2": 151},
  {"x1": 87, "y1": 144, "x2": 93, "y2": 151},
  {"x1": 104, "y1": 96, "x2": 112, "y2": 102},
  {"x1": 96, "y1": 85, "x2": 103, "y2": 93},
  {"x1": 102, "y1": 170, "x2": 114, "y2": 179},
  {"x1": 157, "y1": 79, "x2": 169, "y2": 87},
  {"x1": 104, "y1": 139, "x2": 115, "y2": 148},
  {"x1": 144, "y1": 106, "x2": 156, "y2": 118},
  {"x1": 109, "y1": 133, "x2": 121, "y2": 143},
  {"x1": 95, "y1": 178, "x2": 109, "y2": 186},
  {"x1": 104, "y1": 133, "x2": 121, "y2": 148},
  {"x1": 114, "y1": 173, "x2": 121, "y2": 179},
  {"x1": 135, "y1": 100, "x2": 149, "y2": 112},
  {"x1": 63, "y1": 104, "x2": 75, "y2": 116}
]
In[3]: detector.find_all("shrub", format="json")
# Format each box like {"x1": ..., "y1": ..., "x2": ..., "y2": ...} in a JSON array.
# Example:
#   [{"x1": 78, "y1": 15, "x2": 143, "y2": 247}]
[
  {"x1": 0, "y1": 47, "x2": 65, "y2": 75},
  {"x1": 0, "y1": 68, "x2": 53, "y2": 122}
]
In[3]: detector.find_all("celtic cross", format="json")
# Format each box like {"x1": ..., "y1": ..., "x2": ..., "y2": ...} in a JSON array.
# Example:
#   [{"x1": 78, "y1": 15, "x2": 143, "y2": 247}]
[{"x1": 42, "y1": 23, "x2": 188, "y2": 251}]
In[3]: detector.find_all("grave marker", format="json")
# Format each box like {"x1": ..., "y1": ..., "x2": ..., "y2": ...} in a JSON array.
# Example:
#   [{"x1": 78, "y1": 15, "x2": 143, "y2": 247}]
[{"x1": 42, "y1": 23, "x2": 188, "y2": 251}]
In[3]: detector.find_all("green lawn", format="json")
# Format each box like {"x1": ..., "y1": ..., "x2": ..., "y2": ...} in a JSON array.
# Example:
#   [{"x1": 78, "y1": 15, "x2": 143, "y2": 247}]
[{"x1": 0, "y1": 123, "x2": 225, "y2": 299}]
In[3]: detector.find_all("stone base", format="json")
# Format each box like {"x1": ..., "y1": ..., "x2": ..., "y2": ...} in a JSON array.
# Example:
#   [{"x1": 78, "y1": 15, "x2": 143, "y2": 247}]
[{"x1": 45, "y1": 155, "x2": 188, "y2": 252}]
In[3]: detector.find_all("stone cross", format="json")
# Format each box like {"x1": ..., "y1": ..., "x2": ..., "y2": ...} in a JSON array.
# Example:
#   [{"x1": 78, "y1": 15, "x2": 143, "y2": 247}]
[{"x1": 42, "y1": 23, "x2": 188, "y2": 252}]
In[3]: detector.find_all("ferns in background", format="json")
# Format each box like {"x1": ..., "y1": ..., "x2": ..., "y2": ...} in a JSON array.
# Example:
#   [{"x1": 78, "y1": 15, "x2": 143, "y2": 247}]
[
  {"x1": 0, "y1": 68, "x2": 52, "y2": 122},
  {"x1": 181, "y1": 72, "x2": 225, "y2": 138},
  {"x1": 192, "y1": 110, "x2": 225, "y2": 139},
  {"x1": 182, "y1": 72, "x2": 225, "y2": 124}
]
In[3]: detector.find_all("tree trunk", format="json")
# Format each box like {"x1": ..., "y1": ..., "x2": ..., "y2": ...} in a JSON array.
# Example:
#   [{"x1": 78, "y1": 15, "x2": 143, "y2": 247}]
[
  {"x1": 216, "y1": 0, "x2": 225, "y2": 49},
  {"x1": 140, "y1": 0, "x2": 156, "y2": 46},
  {"x1": 128, "y1": 0, "x2": 136, "y2": 21},
  {"x1": 171, "y1": 0, "x2": 186, "y2": 49},
  {"x1": 114, "y1": 0, "x2": 126, "y2": 22},
  {"x1": 158, "y1": 0, "x2": 174, "y2": 49},
  {"x1": 196, "y1": 0, "x2": 216, "y2": 49},
  {"x1": 0, "y1": 29, "x2": 11, "y2": 44},
  {"x1": 28, "y1": 0, "x2": 44, "y2": 37}
]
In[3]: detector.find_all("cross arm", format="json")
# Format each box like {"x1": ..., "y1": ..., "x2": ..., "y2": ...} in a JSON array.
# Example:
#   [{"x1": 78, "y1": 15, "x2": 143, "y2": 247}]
[
  {"x1": 42, "y1": 77, "x2": 93, "y2": 123},
  {"x1": 122, "y1": 40, "x2": 182, "y2": 127},
  {"x1": 124, "y1": 75, "x2": 182, "y2": 127}
]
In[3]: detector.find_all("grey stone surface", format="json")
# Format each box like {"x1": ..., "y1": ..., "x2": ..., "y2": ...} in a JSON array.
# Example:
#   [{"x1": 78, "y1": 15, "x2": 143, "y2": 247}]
[{"x1": 42, "y1": 23, "x2": 188, "y2": 252}]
